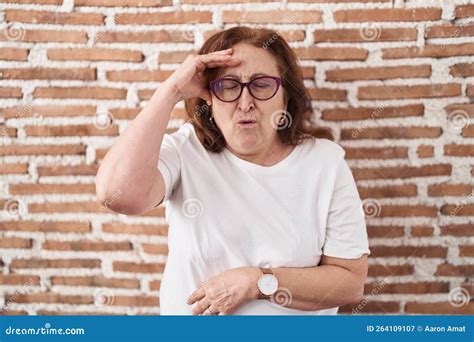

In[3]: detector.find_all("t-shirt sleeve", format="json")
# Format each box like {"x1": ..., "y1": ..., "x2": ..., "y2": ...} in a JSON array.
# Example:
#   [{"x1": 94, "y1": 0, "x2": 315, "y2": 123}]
[
  {"x1": 155, "y1": 132, "x2": 182, "y2": 206},
  {"x1": 322, "y1": 151, "x2": 371, "y2": 259}
]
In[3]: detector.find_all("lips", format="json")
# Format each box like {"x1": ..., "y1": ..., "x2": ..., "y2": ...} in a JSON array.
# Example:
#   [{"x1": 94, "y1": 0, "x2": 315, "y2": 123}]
[{"x1": 237, "y1": 119, "x2": 257, "y2": 124}]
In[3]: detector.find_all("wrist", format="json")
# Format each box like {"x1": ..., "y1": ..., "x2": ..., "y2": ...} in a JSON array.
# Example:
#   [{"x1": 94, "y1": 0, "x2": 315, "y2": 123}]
[
  {"x1": 246, "y1": 267, "x2": 262, "y2": 300},
  {"x1": 156, "y1": 81, "x2": 182, "y2": 105}
]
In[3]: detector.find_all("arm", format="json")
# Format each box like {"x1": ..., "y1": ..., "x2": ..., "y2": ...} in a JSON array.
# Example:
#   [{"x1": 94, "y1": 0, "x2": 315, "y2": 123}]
[
  {"x1": 188, "y1": 254, "x2": 368, "y2": 315},
  {"x1": 95, "y1": 50, "x2": 240, "y2": 215},
  {"x1": 248, "y1": 254, "x2": 368, "y2": 311},
  {"x1": 95, "y1": 83, "x2": 180, "y2": 215}
]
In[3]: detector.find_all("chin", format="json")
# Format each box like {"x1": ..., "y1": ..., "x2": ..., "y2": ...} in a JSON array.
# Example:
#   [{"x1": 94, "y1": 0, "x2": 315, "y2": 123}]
[
  {"x1": 227, "y1": 135, "x2": 255, "y2": 150},
  {"x1": 237, "y1": 139, "x2": 261, "y2": 152},
  {"x1": 239, "y1": 130, "x2": 259, "y2": 142}
]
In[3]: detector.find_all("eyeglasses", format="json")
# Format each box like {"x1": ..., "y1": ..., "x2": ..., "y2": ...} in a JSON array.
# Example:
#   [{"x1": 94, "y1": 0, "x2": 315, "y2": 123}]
[{"x1": 209, "y1": 76, "x2": 282, "y2": 102}]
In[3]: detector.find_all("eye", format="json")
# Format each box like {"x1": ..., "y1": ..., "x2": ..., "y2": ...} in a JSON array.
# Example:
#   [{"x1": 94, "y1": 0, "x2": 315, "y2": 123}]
[
  {"x1": 253, "y1": 82, "x2": 271, "y2": 88},
  {"x1": 217, "y1": 80, "x2": 239, "y2": 90},
  {"x1": 222, "y1": 83, "x2": 238, "y2": 90}
]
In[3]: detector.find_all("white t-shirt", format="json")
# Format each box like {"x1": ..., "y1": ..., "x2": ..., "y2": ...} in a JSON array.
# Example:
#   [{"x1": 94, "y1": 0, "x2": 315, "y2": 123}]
[{"x1": 157, "y1": 122, "x2": 370, "y2": 315}]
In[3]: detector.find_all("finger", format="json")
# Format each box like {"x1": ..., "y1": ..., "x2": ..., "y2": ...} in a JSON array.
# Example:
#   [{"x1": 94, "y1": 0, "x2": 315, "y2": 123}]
[
  {"x1": 195, "y1": 55, "x2": 236, "y2": 72},
  {"x1": 207, "y1": 48, "x2": 233, "y2": 55},
  {"x1": 199, "y1": 54, "x2": 234, "y2": 64},
  {"x1": 201, "y1": 307, "x2": 213, "y2": 316},
  {"x1": 205, "y1": 58, "x2": 240, "y2": 68},
  {"x1": 192, "y1": 298, "x2": 211, "y2": 315},
  {"x1": 187, "y1": 287, "x2": 205, "y2": 305}
]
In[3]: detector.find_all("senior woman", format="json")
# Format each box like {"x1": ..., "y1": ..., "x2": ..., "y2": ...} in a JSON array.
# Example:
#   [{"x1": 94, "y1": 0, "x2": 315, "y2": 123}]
[{"x1": 96, "y1": 26, "x2": 370, "y2": 315}]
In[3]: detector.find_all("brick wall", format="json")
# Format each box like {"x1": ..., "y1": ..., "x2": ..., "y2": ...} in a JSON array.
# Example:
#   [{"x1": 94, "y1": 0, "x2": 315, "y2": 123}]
[{"x1": 0, "y1": 0, "x2": 473, "y2": 315}]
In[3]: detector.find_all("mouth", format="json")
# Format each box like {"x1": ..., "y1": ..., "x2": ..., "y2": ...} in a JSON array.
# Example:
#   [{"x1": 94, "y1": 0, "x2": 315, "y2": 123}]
[{"x1": 237, "y1": 119, "x2": 258, "y2": 127}]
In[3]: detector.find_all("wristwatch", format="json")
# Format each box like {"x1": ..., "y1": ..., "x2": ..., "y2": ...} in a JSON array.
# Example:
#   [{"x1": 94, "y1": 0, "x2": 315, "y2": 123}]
[{"x1": 257, "y1": 267, "x2": 279, "y2": 300}]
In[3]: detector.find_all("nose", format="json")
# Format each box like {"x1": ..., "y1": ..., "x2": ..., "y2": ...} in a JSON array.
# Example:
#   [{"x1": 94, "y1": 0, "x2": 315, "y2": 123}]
[{"x1": 237, "y1": 85, "x2": 255, "y2": 112}]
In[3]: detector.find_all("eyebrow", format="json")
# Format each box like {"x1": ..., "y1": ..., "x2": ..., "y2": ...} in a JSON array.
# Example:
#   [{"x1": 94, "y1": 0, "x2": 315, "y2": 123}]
[{"x1": 221, "y1": 73, "x2": 269, "y2": 80}]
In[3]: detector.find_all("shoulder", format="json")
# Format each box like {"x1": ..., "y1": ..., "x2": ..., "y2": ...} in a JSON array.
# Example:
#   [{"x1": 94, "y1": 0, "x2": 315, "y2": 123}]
[
  {"x1": 162, "y1": 121, "x2": 195, "y2": 150},
  {"x1": 305, "y1": 137, "x2": 346, "y2": 162}
]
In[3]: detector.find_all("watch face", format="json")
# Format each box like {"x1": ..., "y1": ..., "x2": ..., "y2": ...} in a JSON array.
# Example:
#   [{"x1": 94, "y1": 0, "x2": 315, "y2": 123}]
[{"x1": 258, "y1": 274, "x2": 278, "y2": 296}]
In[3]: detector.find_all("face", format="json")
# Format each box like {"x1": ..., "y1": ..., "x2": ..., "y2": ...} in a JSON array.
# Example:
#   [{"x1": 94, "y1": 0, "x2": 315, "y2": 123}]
[{"x1": 210, "y1": 43, "x2": 287, "y2": 156}]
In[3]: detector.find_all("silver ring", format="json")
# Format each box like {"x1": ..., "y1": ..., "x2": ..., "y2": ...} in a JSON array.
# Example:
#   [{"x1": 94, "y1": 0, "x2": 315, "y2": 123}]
[{"x1": 206, "y1": 307, "x2": 217, "y2": 315}]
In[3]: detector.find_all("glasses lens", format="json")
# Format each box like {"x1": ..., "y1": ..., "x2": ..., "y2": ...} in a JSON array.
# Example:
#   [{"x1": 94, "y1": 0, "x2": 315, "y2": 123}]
[
  {"x1": 213, "y1": 79, "x2": 241, "y2": 102},
  {"x1": 249, "y1": 77, "x2": 278, "y2": 100}
]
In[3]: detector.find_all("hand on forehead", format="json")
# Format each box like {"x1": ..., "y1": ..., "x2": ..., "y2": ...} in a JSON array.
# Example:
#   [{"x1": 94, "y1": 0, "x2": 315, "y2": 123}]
[{"x1": 217, "y1": 43, "x2": 280, "y2": 80}]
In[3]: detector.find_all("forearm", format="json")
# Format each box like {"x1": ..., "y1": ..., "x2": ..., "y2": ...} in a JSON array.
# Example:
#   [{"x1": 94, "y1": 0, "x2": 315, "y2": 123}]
[
  {"x1": 96, "y1": 82, "x2": 180, "y2": 203},
  {"x1": 266, "y1": 265, "x2": 364, "y2": 311}
]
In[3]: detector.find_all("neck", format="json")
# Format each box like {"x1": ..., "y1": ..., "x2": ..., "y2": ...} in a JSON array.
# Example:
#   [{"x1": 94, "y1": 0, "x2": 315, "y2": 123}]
[{"x1": 227, "y1": 139, "x2": 293, "y2": 167}]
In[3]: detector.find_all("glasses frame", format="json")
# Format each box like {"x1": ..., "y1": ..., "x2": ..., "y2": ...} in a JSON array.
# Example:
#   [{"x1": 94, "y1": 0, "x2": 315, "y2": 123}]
[{"x1": 209, "y1": 76, "x2": 282, "y2": 103}]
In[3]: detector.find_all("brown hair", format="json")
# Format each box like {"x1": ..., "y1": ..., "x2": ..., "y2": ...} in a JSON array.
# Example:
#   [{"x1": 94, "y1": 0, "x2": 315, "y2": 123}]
[{"x1": 184, "y1": 26, "x2": 334, "y2": 153}]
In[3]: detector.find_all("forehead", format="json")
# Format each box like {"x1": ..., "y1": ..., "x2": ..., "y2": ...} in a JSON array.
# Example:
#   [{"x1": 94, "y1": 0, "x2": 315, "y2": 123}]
[{"x1": 216, "y1": 43, "x2": 280, "y2": 79}]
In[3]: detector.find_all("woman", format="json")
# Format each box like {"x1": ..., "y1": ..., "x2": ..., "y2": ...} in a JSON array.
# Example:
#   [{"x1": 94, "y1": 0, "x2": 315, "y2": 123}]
[{"x1": 96, "y1": 27, "x2": 370, "y2": 315}]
